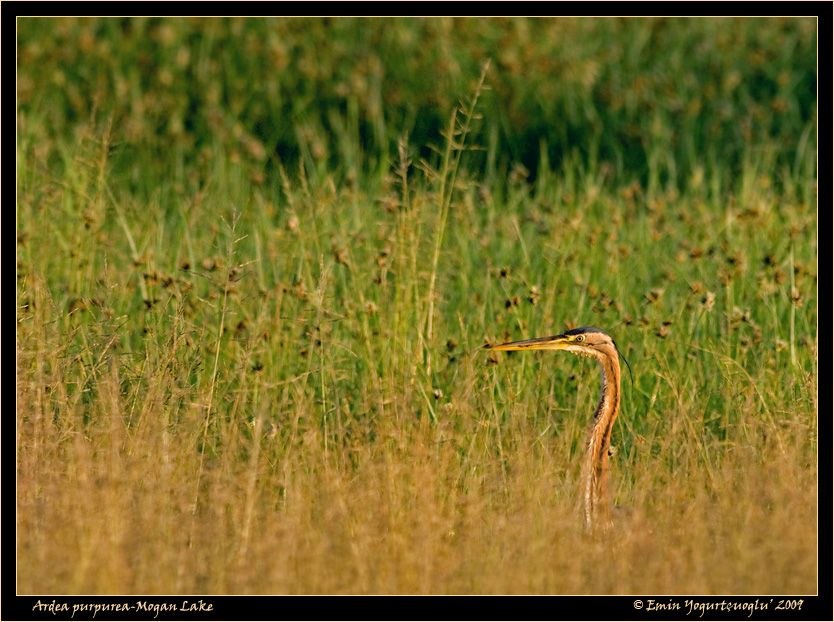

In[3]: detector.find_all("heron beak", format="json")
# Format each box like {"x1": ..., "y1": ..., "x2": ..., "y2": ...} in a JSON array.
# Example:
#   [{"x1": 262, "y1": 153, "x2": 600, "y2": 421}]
[{"x1": 487, "y1": 335, "x2": 570, "y2": 351}]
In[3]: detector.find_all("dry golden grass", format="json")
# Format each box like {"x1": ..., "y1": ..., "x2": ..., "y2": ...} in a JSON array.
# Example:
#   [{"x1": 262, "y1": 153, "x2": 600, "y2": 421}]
[{"x1": 17, "y1": 278, "x2": 817, "y2": 594}]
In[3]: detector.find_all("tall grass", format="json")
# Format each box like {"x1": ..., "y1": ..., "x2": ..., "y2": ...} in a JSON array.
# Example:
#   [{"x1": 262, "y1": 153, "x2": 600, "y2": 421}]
[{"x1": 16, "y1": 17, "x2": 817, "y2": 595}]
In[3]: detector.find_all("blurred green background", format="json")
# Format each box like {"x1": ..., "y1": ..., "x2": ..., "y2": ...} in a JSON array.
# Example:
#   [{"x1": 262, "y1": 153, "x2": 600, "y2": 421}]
[{"x1": 18, "y1": 17, "x2": 817, "y2": 189}]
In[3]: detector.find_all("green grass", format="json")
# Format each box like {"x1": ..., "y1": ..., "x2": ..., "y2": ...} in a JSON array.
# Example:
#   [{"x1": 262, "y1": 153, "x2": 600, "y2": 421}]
[{"x1": 16, "y1": 17, "x2": 817, "y2": 595}]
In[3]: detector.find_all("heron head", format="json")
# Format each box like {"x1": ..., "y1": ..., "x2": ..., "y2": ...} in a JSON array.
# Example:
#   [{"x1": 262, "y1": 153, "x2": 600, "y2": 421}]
[{"x1": 487, "y1": 326, "x2": 622, "y2": 366}]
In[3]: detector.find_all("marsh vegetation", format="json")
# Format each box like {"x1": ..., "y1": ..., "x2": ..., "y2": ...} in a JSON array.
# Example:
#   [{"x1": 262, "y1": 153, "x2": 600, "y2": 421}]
[{"x1": 17, "y1": 17, "x2": 817, "y2": 594}]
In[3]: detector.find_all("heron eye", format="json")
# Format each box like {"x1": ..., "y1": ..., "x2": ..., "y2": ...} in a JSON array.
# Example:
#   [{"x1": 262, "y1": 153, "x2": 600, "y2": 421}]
[{"x1": 575, "y1": 335, "x2": 584, "y2": 342}]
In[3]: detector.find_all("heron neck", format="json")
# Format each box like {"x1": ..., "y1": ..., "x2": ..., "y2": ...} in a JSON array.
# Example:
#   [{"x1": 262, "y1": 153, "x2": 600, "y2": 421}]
[
  {"x1": 584, "y1": 354, "x2": 621, "y2": 529},
  {"x1": 593, "y1": 355, "x2": 621, "y2": 431}
]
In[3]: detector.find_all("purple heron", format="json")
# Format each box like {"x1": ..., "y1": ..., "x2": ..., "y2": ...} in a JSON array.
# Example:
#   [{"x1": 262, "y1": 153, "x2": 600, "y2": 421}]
[{"x1": 487, "y1": 326, "x2": 630, "y2": 530}]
